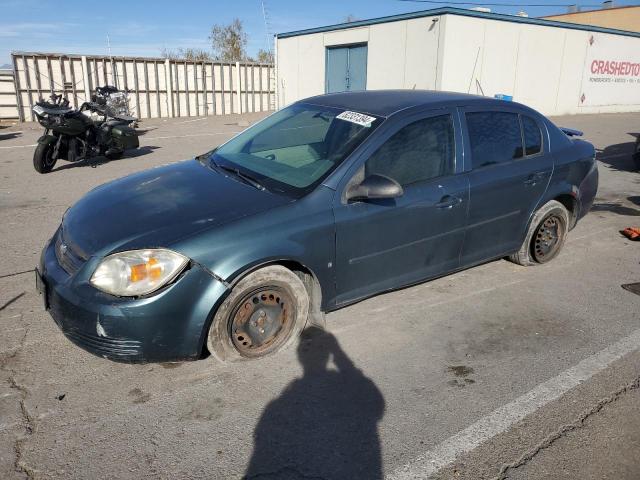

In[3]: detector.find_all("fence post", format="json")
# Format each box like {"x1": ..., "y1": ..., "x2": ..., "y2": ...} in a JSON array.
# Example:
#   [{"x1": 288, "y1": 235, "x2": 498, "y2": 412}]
[
  {"x1": 81, "y1": 55, "x2": 91, "y2": 102},
  {"x1": 235, "y1": 61, "x2": 242, "y2": 114},
  {"x1": 165, "y1": 59, "x2": 174, "y2": 118},
  {"x1": 11, "y1": 55, "x2": 24, "y2": 122}
]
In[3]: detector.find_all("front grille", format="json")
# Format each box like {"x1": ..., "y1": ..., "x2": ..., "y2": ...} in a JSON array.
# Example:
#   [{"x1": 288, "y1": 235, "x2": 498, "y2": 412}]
[{"x1": 55, "y1": 232, "x2": 86, "y2": 275}]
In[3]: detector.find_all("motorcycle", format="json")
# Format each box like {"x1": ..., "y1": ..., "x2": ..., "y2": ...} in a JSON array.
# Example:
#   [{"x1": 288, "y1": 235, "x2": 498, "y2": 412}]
[
  {"x1": 31, "y1": 92, "x2": 139, "y2": 173},
  {"x1": 93, "y1": 85, "x2": 135, "y2": 122}
]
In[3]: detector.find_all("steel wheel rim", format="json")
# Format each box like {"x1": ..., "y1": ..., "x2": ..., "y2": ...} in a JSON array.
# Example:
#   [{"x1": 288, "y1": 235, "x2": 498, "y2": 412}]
[
  {"x1": 532, "y1": 214, "x2": 563, "y2": 262},
  {"x1": 229, "y1": 286, "x2": 295, "y2": 357}
]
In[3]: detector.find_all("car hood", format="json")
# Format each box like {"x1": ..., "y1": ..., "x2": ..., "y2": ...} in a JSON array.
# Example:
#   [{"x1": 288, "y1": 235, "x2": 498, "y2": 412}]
[{"x1": 62, "y1": 159, "x2": 292, "y2": 258}]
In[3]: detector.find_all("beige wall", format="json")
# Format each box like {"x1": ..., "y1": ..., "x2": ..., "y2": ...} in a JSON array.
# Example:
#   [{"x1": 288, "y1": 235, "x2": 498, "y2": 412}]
[
  {"x1": 276, "y1": 15, "x2": 444, "y2": 108},
  {"x1": 439, "y1": 15, "x2": 640, "y2": 115},
  {"x1": 543, "y1": 6, "x2": 640, "y2": 33}
]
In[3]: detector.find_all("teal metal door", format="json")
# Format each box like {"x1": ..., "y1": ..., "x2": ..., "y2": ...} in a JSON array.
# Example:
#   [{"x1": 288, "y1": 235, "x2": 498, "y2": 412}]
[{"x1": 325, "y1": 44, "x2": 367, "y2": 93}]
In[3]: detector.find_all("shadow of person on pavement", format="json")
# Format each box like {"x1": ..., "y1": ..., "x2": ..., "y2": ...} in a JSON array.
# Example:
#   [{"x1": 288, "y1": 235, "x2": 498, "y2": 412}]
[
  {"x1": 596, "y1": 133, "x2": 639, "y2": 172},
  {"x1": 244, "y1": 327, "x2": 385, "y2": 480}
]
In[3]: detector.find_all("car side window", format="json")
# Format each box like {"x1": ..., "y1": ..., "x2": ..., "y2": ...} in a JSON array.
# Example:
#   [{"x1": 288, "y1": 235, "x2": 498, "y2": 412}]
[
  {"x1": 364, "y1": 114, "x2": 455, "y2": 186},
  {"x1": 521, "y1": 115, "x2": 543, "y2": 156},
  {"x1": 466, "y1": 111, "x2": 523, "y2": 169}
]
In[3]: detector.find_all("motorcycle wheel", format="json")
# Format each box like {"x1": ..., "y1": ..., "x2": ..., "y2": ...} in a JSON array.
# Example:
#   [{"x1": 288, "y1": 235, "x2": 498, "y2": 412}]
[{"x1": 33, "y1": 143, "x2": 57, "y2": 174}]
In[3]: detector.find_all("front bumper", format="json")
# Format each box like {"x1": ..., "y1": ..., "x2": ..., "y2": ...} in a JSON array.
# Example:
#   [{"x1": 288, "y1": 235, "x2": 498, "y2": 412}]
[{"x1": 38, "y1": 235, "x2": 228, "y2": 362}]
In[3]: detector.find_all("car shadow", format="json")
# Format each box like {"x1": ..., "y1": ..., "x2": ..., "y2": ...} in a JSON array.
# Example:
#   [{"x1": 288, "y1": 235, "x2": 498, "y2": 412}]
[
  {"x1": 244, "y1": 327, "x2": 385, "y2": 479},
  {"x1": 0, "y1": 131, "x2": 22, "y2": 141},
  {"x1": 590, "y1": 202, "x2": 640, "y2": 217},
  {"x1": 596, "y1": 133, "x2": 638, "y2": 172},
  {"x1": 51, "y1": 146, "x2": 159, "y2": 172}
]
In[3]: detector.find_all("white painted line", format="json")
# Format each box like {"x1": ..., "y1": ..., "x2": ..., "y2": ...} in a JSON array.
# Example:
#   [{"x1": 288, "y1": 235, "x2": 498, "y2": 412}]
[
  {"x1": 387, "y1": 327, "x2": 640, "y2": 480},
  {"x1": 0, "y1": 143, "x2": 37, "y2": 150},
  {"x1": 144, "y1": 131, "x2": 240, "y2": 141},
  {"x1": 176, "y1": 117, "x2": 208, "y2": 124}
]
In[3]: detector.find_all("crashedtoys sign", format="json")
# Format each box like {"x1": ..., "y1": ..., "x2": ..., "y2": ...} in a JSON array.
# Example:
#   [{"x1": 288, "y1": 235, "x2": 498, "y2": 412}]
[{"x1": 581, "y1": 34, "x2": 640, "y2": 107}]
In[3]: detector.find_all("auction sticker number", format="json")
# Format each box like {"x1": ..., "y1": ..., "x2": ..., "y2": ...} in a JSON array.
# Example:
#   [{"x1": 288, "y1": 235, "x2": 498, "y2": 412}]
[{"x1": 336, "y1": 111, "x2": 376, "y2": 127}]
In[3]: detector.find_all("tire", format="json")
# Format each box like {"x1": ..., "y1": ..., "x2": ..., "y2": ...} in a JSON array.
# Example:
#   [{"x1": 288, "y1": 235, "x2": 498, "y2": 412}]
[
  {"x1": 206, "y1": 266, "x2": 309, "y2": 362},
  {"x1": 509, "y1": 200, "x2": 570, "y2": 266},
  {"x1": 33, "y1": 142, "x2": 57, "y2": 173}
]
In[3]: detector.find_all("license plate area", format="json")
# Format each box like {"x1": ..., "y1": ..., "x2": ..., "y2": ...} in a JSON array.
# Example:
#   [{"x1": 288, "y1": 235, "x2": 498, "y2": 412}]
[{"x1": 35, "y1": 268, "x2": 48, "y2": 310}]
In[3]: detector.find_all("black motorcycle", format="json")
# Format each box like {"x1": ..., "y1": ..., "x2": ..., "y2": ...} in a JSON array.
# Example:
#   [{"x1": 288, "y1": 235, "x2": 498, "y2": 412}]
[{"x1": 31, "y1": 93, "x2": 139, "y2": 173}]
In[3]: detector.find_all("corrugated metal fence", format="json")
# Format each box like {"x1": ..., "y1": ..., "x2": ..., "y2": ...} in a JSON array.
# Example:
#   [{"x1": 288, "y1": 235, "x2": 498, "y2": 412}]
[{"x1": 9, "y1": 52, "x2": 275, "y2": 122}]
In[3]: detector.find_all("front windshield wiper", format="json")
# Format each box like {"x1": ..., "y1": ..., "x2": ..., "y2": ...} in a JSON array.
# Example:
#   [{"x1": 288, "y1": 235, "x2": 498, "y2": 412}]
[{"x1": 210, "y1": 158, "x2": 266, "y2": 191}]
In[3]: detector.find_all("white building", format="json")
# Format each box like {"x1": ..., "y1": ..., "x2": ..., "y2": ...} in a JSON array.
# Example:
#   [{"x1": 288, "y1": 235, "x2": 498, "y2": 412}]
[{"x1": 275, "y1": 7, "x2": 640, "y2": 116}]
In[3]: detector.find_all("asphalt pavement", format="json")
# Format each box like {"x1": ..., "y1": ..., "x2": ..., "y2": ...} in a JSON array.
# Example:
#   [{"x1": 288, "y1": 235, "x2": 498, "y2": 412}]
[{"x1": 0, "y1": 110, "x2": 638, "y2": 479}]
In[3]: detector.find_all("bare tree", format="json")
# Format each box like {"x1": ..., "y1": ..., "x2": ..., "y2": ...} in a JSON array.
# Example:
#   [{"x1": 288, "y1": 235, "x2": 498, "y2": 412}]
[
  {"x1": 256, "y1": 49, "x2": 274, "y2": 63},
  {"x1": 161, "y1": 47, "x2": 213, "y2": 61},
  {"x1": 209, "y1": 18, "x2": 247, "y2": 62}
]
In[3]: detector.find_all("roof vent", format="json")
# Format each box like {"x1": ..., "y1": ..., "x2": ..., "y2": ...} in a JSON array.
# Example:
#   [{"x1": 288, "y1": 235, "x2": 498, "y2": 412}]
[
  {"x1": 516, "y1": 10, "x2": 528, "y2": 17},
  {"x1": 567, "y1": 4, "x2": 579, "y2": 13}
]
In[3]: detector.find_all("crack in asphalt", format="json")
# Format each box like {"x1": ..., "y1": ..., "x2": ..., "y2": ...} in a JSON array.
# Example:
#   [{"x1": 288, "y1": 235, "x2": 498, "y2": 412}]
[
  {"x1": 0, "y1": 269, "x2": 34, "y2": 280},
  {"x1": 0, "y1": 326, "x2": 36, "y2": 479},
  {"x1": 493, "y1": 375, "x2": 640, "y2": 480}
]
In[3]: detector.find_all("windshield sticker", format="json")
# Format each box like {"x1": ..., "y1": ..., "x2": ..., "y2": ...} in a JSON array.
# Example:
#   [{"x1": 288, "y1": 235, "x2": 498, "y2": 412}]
[{"x1": 336, "y1": 111, "x2": 376, "y2": 127}]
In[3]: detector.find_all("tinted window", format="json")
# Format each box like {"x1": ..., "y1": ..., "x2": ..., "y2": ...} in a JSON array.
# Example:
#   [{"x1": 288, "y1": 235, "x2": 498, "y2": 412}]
[
  {"x1": 522, "y1": 115, "x2": 542, "y2": 155},
  {"x1": 466, "y1": 112, "x2": 523, "y2": 169},
  {"x1": 365, "y1": 115, "x2": 455, "y2": 186}
]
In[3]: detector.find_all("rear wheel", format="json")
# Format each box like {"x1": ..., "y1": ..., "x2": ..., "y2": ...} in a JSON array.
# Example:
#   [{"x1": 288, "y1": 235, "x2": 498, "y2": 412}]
[
  {"x1": 509, "y1": 200, "x2": 570, "y2": 266},
  {"x1": 33, "y1": 142, "x2": 57, "y2": 173},
  {"x1": 206, "y1": 266, "x2": 309, "y2": 362}
]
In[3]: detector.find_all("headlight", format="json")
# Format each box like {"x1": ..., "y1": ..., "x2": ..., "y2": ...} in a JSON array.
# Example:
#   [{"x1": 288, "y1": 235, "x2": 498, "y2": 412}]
[{"x1": 90, "y1": 249, "x2": 189, "y2": 296}]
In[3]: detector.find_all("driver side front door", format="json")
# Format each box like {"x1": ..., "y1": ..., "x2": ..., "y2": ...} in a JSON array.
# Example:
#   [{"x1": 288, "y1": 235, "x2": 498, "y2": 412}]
[{"x1": 332, "y1": 110, "x2": 469, "y2": 306}]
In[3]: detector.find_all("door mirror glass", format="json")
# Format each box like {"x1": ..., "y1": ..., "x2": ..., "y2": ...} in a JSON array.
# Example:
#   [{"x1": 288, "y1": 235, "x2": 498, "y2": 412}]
[{"x1": 346, "y1": 174, "x2": 404, "y2": 202}]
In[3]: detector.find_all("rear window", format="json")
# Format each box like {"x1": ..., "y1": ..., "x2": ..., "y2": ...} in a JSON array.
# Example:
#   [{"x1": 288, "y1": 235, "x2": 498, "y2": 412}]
[
  {"x1": 466, "y1": 112, "x2": 523, "y2": 169},
  {"x1": 521, "y1": 115, "x2": 543, "y2": 156}
]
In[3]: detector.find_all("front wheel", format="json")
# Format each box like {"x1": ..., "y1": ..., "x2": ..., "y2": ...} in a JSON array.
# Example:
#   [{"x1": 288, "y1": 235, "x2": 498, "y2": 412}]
[
  {"x1": 509, "y1": 200, "x2": 570, "y2": 266},
  {"x1": 33, "y1": 142, "x2": 57, "y2": 173},
  {"x1": 207, "y1": 266, "x2": 309, "y2": 362}
]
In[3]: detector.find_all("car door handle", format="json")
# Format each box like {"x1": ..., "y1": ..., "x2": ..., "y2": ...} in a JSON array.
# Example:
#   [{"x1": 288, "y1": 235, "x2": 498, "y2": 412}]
[
  {"x1": 524, "y1": 172, "x2": 546, "y2": 186},
  {"x1": 436, "y1": 195, "x2": 462, "y2": 209}
]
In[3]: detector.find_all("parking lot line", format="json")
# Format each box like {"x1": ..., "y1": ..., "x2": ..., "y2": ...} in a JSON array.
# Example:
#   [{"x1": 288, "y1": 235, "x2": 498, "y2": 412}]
[
  {"x1": 143, "y1": 131, "x2": 240, "y2": 141},
  {"x1": 0, "y1": 143, "x2": 37, "y2": 150},
  {"x1": 387, "y1": 327, "x2": 640, "y2": 480}
]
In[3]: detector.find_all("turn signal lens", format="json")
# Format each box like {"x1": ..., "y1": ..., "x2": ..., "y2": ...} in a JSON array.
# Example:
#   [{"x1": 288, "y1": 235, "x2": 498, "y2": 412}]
[{"x1": 90, "y1": 249, "x2": 189, "y2": 296}]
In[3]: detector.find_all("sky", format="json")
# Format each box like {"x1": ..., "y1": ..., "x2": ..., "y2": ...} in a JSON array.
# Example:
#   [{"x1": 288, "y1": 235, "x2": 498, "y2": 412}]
[{"x1": 1, "y1": 0, "x2": 638, "y2": 66}]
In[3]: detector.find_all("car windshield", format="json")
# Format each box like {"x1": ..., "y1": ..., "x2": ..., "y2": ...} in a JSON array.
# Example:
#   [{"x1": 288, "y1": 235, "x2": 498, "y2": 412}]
[{"x1": 209, "y1": 102, "x2": 382, "y2": 196}]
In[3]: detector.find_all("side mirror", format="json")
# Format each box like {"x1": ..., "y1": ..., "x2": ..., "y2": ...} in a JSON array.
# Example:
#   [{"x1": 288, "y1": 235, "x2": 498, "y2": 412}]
[{"x1": 346, "y1": 174, "x2": 404, "y2": 202}]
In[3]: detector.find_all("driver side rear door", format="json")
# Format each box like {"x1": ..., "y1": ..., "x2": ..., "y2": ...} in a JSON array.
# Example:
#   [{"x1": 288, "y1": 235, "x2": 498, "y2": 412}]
[{"x1": 332, "y1": 109, "x2": 469, "y2": 306}]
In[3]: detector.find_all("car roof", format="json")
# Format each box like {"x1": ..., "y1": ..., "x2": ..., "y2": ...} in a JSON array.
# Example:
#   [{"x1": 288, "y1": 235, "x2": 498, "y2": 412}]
[{"x1": 301, "y1": 90, "x2": 515, "y2": 118}]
